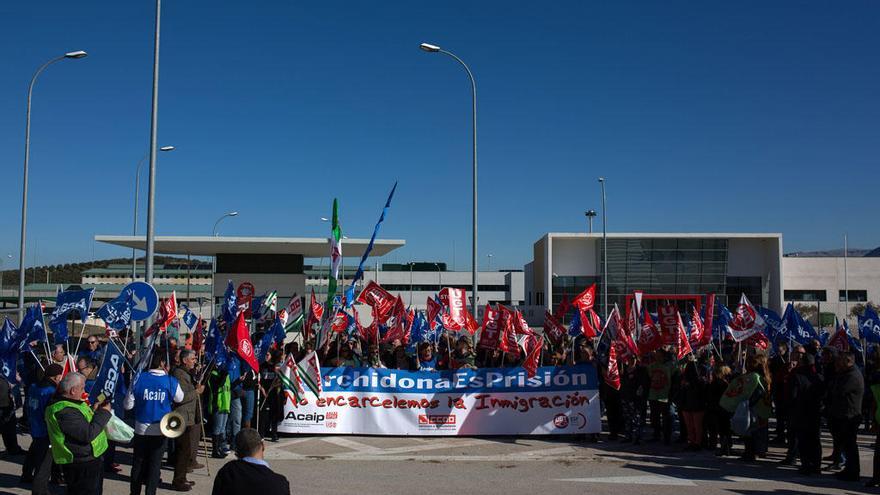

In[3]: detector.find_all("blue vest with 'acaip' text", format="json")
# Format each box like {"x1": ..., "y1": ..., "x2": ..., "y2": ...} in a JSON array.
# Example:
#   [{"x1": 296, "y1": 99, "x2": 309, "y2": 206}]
[{"x1": 133, "y1": 372, "x2": 179, "y2": 425}]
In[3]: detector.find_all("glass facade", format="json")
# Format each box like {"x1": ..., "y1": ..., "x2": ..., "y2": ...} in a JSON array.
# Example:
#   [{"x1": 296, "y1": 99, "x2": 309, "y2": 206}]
[{"x1": 595, "y1": 238, "x2": 731, "y2": 314}]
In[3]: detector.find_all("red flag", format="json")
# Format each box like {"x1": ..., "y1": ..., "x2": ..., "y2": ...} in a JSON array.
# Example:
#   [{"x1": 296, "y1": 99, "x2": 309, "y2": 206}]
[
  {"x1": 611, "y1": 305, "x2": 639, "y2": 357},
  {"x1": 745, "y1": 331, "x2": 770, "y2": 350},
  {"x1": 657, "y1": 304, "x2": 680, "y2": 345},
  {"x1": 555, "y1": 291, "x2": 571, "y2": 319},
  {"x1": 543, "y1": 311, "x2": 566, "y2": 346},
  {"x1": 522, "y1": 335, "x2": 542, "y2": 378},
  {"x1": 704, "y1": 293, "x2": 716, "y2": 342},
  {"x1": 572, "y1": 284, "x2": 596, "y2": 311},
  {"x1": 357, "y1": 281, "x2": 396, "y2": 323},
  {"x1": 513, "y1": 310, "x2": 534, "y2": 336},
  {"x1": 462, "y1": 309, "x2": 479, "y2": 335},
  {"x1": 226, "y1": 313, "x2": 259, "y2": 372},
  {"x1": 439, "y1": 288, "x2": 467, "y2": 330},
  {"x1": 381, "y1": 297, "x2": 408, "y2": 344},
  {"x1": 192, "y1": 318, "x2": 205, "y2": 353},
  {"x1": 605, "y1": 344, "x2": 621, "y2": 390},
  {"x1": 478, "y1": 305, "x2": 502, "y2": 350},
  {"x1": 426, "y1": 297, "x2": 442, "y2": 330},
  {"x1": 305, "y1": 289, "x2": 323, "y2": 341},
  {"x1": 353, "y1": 307, "x2": 376, "y2": 344},
  {"x1": 828, "y1": 320, "x2": 850, "y2": 353},
  {"x1": 688, "y1": 306, "x2": 704, "y2": 344},
  {"x1": 637, "y1": 310, "x2": 664, "y2": 355},
  {"x1": 581, "y1": 308, "x2": 601, "y2": 338},
  {"x1": 497, "y1": 306, "x2": 519, "y2": 356},
  {"x1": 676, "y1": 311, "x2": 693, "y2": 360},
  {"x1": 330, "y1": 310, "x2": 348, "y2": 334},
  {"x1": 157, "y1": 291, "x2": 178, "y2": 331}
]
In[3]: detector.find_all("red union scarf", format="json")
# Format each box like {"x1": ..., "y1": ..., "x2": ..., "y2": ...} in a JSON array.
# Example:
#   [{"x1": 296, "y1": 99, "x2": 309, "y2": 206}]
[
  {"x1": 522, "y1": 335, "x2": 542, "y2": 378},
  {"x1": 357, "y1": 281, "x2": 396, "y2": 323},
  {"x1": 478, "y1": 305, "x2": 502, "y2": 350},
  {"x1": 605, "y1": 344, "x2": 621, "y2": 390},
  {"x1": 226, "y1": 313, "x2": 259, "y2": 372},
  {"x1": 572, "y1": 284, "x2": 596, "y2": 311},
  {"x1": 543, "y1": 311, "x2": 566, "y2": 346}
]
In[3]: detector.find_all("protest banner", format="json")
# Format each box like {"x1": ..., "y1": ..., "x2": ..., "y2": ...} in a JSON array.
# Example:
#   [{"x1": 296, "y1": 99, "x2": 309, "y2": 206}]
[{"x1": 278, "y1": 364, "x2": 599, "y2": 436}]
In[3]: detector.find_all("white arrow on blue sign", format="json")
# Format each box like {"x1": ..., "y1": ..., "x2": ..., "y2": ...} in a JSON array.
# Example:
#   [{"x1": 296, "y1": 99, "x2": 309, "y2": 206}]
[{"x1": 122, "y1": 281, "x2": 159, "y2": 321}]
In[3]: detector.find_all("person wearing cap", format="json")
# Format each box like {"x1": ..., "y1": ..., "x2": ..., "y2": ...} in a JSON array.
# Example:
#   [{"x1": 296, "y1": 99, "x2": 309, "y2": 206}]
[
  {"x1": 44, "y1": 371, "x2": 112, "y2": 495},
  {"x1": 21, "y1": 363, "x2": 64, "y2": 492},
  {"x1": 211, "y1": 428, "x2": 289, "y2": 495}
]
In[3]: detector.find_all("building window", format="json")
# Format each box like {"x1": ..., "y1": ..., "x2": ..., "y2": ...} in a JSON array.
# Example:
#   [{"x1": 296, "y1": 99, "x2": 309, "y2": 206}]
[
  {"x1": 784, "y1": 290, "x2": 827, "y2": 302},
  {"x1": 839, "y1": 290, "x2": 867, "y2": 302}
]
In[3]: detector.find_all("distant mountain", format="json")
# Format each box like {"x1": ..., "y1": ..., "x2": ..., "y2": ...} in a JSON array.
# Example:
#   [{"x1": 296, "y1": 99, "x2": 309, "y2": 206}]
[
  {"x1": 784, "y1": 248, "x2": 873, "y2": 257},
  {"x1": 865, "y1": 247, "x2": 880, "y2": 257}
]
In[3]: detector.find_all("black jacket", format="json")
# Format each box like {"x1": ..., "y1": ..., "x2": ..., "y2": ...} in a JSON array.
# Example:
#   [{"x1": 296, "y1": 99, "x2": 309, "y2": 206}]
[
  {"x1": 830, "y1": 366, "x2": 864, "y2": 420},
  {"x1": 212, "y1": 459, "x2": 290, "y2": 495},
  {"x1": 48, "y1": 395, "x2": 112, "y2": 463},
  {"x1": 788, "y1": 366, "x2": 824, "y2": 428}
]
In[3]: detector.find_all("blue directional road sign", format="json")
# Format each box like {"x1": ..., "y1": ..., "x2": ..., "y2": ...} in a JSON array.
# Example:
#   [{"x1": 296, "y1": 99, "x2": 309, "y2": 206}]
[{"x1": 123, "y1": 281, "x2": 159, "y2": 321}]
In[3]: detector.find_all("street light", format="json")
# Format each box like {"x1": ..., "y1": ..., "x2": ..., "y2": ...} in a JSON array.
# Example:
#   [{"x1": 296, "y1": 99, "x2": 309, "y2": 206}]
[
  {"x1": 132, "y1": 146, "x2": 174, "y2": 280},
  {"x1": 599, "y1": 178, "x2": 608, "y2": 318},
  {"x1": 143, "y1": 0, "x2": 164, "y2": 288},
  {"x1": 585, "y1": 210, "x2": 597, "y2": 234},
  {"x1": 420, "y1": 41, "x2": 478, "y2": 314},
  {"x1": 210, "y1": 211, "x2": 238, "y2": 316},
  {"x1": 18, "y1": 50, "x2": 88, "y2": 321}
]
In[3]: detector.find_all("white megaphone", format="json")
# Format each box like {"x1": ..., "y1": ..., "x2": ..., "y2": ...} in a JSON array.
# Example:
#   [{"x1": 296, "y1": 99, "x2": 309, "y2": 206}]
[{"x1": 159, "y1": 411, "x2": 186, "y2": 439}]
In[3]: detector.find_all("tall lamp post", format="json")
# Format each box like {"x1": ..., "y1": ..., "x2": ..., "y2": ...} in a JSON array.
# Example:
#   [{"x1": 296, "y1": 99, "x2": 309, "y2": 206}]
[
  {"x1": 598, "y1": 178, "x2": 608, "y2": 318},
  {"x1": 212, "y1": 212, "x2": 238, "y2": 313},
  {"x1": 420, "y1": 42, "x2": 478, "y2": 314},
  {"x1": 132, "y1": 145, "x2": 174, "y2": 280},
  {"x1": 585, "y1": 210, "x2": 597, "y2": 234},
  {"x1": 18, "y1": 50, "x2": 88, "y2": 321}
]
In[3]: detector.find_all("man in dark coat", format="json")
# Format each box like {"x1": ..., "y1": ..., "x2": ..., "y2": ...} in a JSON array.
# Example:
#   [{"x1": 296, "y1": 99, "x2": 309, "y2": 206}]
[
  {"x1": 212, "y1": 428, "x2": 290, "y2": 495},
  {"x1": 788, "y1": 352, "x2": 824, "y2": 475},
  {"x1": 829, "y1": 351, "x2": 864, "y2": 481}
]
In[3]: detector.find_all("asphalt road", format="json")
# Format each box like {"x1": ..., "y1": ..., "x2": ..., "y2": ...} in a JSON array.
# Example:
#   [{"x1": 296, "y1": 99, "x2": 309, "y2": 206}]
[{"x1": 0, "y1": 429, "x2": 875, "y2": 494}]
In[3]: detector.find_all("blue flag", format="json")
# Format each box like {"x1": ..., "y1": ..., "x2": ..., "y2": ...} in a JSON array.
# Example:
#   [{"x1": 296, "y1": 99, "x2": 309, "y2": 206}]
[
  {"x1": 255, "y1": 317, "x2": 286, "y2": 363},
  {"x1": 205, "y1": 319, "x2": 228, "y2": 370},
  {"x1": 345, "y1": 182, "x2": 398, "y2": 307},
  {"x1": 714, "y1": 304, "x2": 733, "y2": 341},
  {"x1": 859, "y1": 306, "x2": 880, "y2": 343},
  {"x1": 89, "y1": 340, "x2": 125, "y2": 404},
  {"x1": 844, "y1": 320, "x2": 862, "y2": 353},
  {"x1": 251, "y1": 295, "x2": 266, "y2": 321},
  {"x1": 568, "y1": 308, "x2": 583, "y2": 337},
  {"x1": 222, "y1": 281, "x2": 237, "y2": 324},
  {"x1": 49, "y1": 288, "x2": 95, "y2": 344},
  {"x1": 0, "y1": 319, "x2": 19, "y2": 355},
  {"x1": 757, "y1": 306, "x2": 784, "y2": 343},
  {"x1": 782, "y1": 303, "x2": 818, "y2": 345},
  {"x1": 19, "y1": 305, "x2": 47, "y2": 350},
  {"x1": 0, "y1": 348, "x2": 17, "y2": 384},
  {"x1": 96, "y1": 290, "x2": 134, "y2": 331},
  {"x1": 180, "y1": 305, "x2": 198, "y2": 332}
]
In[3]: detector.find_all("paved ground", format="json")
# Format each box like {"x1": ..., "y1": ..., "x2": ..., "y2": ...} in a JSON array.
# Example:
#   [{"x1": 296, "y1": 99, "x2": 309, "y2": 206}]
[{"x1": 0, "y1": 429, "x2": 875, "y2": 494}]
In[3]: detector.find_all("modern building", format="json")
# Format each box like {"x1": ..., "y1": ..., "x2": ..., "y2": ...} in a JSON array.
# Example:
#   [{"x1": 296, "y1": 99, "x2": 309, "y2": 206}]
[
  {"x1": 523, "y1": 232, "x2": 784, "y2": 323},
  {"x1": 782, "y1": 254, "x2": 880, "y2": 323}
]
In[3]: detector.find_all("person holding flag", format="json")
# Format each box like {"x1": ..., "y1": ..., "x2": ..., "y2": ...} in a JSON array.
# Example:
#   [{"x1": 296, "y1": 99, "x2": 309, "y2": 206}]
[{"x1": 20, "y1": 363, "x2": 64, "y2": 491}]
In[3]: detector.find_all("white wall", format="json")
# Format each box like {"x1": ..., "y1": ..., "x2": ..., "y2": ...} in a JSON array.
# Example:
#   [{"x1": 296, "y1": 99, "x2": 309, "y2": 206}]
[{"x1": 783, "y1": 256, "x2": 880, "y2": 320}]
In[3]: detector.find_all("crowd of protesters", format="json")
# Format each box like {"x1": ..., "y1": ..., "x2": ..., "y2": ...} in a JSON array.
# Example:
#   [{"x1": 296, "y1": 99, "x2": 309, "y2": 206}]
[{"x1": 3, "y1": 303, "x2": 880, "y2": 494}]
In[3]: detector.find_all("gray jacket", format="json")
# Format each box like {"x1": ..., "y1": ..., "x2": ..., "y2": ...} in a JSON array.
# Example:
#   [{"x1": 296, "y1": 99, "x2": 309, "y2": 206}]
[{"x1": 171, "y1": 366, "x2": 198, "y2": 426}]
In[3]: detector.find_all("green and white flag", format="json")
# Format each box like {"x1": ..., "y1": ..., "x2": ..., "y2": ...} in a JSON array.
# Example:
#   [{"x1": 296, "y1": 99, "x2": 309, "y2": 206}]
[
  {"x1": 281, "y1": 293, "x2": 304, "y2": 332},
  {"x1": 296, "y1": 350, "x2": 323, "y2": 397},
  {"x1": 262, "y1": 290, "x2": 278, "y2": 313},
  {"x1": 279, "y1": 354, "x2": 305, "y2": 403},
  {"x1": 326, "y1": 199, "x2": 342, "y2": 307}
]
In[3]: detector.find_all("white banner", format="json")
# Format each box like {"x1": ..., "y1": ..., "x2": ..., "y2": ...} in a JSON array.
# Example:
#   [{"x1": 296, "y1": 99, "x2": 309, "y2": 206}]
[{"x1": 279, "y1": 365, "x2": 600, "y2": 436}]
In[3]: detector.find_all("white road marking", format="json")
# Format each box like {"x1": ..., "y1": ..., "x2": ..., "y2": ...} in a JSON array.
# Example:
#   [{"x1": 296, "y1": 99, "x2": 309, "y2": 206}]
[
  {"x1": 266, "y1": 445, "x2": 582, "y2": 462},
  {"x1": 321, "y1": 436, "x2": 384, "y2": 453}
]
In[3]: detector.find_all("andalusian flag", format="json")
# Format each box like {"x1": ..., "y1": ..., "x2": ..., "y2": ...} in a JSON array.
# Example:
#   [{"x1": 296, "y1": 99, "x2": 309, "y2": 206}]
[
  {"x1": 326, "y1": 199, "x2": 342, "y2": 307},
  {"x1": 262, "y1": 290, "x2": 278, "y2": 313},
  {"x1": 297, "y1": 351, "x2": 323, "y2": 397},
  {"x1": 281, "y1": 294, "x2": 304, "y2": 333},
  {"x1": 278, "y1": 354, "x2": 305, "y2": 403}
]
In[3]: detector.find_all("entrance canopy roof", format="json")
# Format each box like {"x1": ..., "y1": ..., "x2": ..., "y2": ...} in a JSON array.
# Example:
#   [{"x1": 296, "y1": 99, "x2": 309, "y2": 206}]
[{"x1": 95, "y1": 235, "x2": 405, "y2": 258}]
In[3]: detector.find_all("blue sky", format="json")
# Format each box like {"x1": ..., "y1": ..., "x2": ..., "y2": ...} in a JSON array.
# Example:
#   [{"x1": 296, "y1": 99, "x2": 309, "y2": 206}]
[{"x1": 1, "y1": 1, "x2": 878, "y2": 271}]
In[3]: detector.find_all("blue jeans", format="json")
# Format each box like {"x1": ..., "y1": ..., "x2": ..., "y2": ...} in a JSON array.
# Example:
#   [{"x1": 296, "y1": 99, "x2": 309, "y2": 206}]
[
  {"x1": 241, "y1": 389, "x2": 255, "y2": 425},
  {"x1": 229, "y1": 398, "x2": 242, "y2": 441},
  {"x1": 213, "y1": 411, "x2": 229, "y2": 449}
]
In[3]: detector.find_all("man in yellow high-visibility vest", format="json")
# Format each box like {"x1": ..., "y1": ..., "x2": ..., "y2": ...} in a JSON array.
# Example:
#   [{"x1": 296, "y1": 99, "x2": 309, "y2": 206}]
[{"x1": 45, "y1": 371, "x2": 112, "y2": 495}]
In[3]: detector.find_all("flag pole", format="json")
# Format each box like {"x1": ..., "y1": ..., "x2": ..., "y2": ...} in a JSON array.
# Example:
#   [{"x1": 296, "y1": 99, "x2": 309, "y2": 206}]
[{"x1": 72, "y1": 317, "x2": 89, "y2": 358}]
